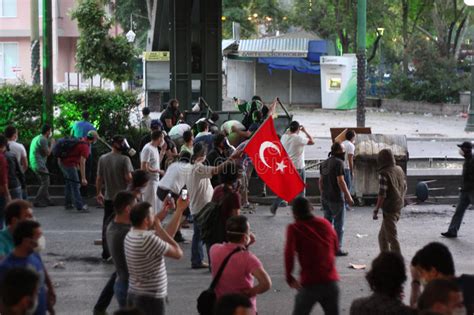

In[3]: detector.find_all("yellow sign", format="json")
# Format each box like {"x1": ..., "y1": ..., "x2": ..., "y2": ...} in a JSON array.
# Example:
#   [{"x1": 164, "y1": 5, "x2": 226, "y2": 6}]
[{"x1": 143, "y1": 51, "x2": 170, "y2": 61}]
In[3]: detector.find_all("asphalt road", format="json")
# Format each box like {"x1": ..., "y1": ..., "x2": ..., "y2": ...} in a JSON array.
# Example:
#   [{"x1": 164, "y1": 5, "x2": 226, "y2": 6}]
[{"x1": 36, "y1": 202, "x2": 474, "y2": 315}]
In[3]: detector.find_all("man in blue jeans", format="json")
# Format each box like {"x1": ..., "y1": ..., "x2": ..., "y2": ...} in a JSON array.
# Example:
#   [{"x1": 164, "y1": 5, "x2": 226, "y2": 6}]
[
  {"x1": 442, "y1": 141, "x2": 474, "y2": 238},
  {"x1": 319, "y1": 142, "x2": 353, "y2": 256},
  {"x1": 270, "y1": 121, "x2": 314, "y2": 214},
  {"x1": 58, "y1": 131, "x2": 97, "y2": 212}
]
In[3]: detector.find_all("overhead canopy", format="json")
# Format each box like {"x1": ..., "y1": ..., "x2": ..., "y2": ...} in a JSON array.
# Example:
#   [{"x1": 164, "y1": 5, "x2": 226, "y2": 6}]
[
  {"x1": 258, "y1": 57, "x2": 321, "y2": 74},
  {"x1": 238, "y1": 38, "x2": 310, "y2": 58}
]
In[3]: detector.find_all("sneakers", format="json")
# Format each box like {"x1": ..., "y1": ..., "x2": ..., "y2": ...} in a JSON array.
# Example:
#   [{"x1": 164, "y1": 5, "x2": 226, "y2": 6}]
[
  {"x1": 441, "y1": 231, "x2": 457, "y2": 238},
  {"x1": 192, "y1": 262, "x2": 209, "y2": 269},
  {"x1": 336, "y1": 250, "x2": 349, "y2": 257},
  {"x1": 77, "y1": 205, "x2": 90, "y2": 213}
]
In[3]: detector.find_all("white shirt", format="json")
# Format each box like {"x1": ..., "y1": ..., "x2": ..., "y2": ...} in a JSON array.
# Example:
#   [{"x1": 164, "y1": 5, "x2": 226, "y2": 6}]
[
  {"x1": 7, "y1": 140, "x2": 27, "y2": 170},
  {"x1": 281, "y1": 133, "x2": 309, "y2": 170},
  {"x1": 169, "y1": 123, "x2": 191, "y2": 138},
  {"x1": 342, "y1": 140, "x2": 355, "y2": 169},
  {"x1": 185, "y1": 163, "x2": 214, "y2": 214},
  {"x1": 140, "y1": 143, "x2": 161, "y2": 180},
  {"x1": 220, "y1": 120, "x2": 246, "y2": 135},
  {"x1": 158, "y1": 161, "x2": 190, "y2": 194}
]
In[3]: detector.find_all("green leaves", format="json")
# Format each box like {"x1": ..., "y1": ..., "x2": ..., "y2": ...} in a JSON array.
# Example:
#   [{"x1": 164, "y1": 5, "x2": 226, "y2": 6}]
[{"x1": 71, "y1": 0, "x2": 137, "y2": 85}]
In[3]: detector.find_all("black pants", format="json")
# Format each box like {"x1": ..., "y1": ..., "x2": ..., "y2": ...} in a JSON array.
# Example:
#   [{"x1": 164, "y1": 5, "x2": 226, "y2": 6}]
[
  {"x1": 102, "y1": 200, "x2": 114, "y2": 260},
  {"x1": 94, "y1": 272, "x2": 116, "y2": 312}
]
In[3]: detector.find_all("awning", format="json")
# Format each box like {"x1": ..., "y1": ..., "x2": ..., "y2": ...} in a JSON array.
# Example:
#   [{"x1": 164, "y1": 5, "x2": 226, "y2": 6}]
[
  {"x1": 238, "y1": 38, "x2": 310, "y2": 58},
  {"x1": 258, "y1": 58, "x2": 321, "y2": 74}
]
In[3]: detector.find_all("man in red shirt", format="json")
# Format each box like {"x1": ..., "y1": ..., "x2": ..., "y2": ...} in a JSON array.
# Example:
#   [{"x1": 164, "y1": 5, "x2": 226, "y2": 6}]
[
  {"x1": 0, "y1": 135, "x2": 11, "y2": 229},
  {"x1": 284, "y1": 197, "x2": 340, "y2": 315},
  {"x1": 58, "y1": 131, "x2": 97, "y2": 212}
]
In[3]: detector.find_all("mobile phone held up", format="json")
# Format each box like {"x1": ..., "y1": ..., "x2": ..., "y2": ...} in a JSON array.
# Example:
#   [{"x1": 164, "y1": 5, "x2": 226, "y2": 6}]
[{"x1": 181, "y1": 189, "x2": 188, "y2": 200}]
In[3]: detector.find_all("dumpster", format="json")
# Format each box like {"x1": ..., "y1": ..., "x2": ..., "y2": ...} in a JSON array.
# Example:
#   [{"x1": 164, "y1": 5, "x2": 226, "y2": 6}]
[{"x1": 353, "y1": 134, "x2": 408, "y2": 198}]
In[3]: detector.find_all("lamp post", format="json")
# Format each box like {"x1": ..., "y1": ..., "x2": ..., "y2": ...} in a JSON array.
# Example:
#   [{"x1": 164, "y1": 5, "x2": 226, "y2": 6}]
[
  {"x1": 356, "y1": 0, "x2": 367, "y2": 127},
  {"x1": 377, "y1": 27, "x2": 385, "y2": 97},
  {"x1": 464, "y1": 0, "x2": 474, "y2": 131}
]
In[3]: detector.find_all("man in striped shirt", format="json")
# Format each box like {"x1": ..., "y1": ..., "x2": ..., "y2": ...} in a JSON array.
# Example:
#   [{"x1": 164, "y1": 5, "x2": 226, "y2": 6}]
[{"x1": 124, "y1": 198, "x2": 187, "y2": 315}]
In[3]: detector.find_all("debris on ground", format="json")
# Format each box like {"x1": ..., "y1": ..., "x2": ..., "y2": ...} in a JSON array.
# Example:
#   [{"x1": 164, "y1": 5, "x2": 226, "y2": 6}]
[
  {"x1": 349, "y1": 264, "x2": 366, "y2": 270},
  {"x1": 356, "y1": 234, "x2": 368, "y2": 238},
  {"x1": 53, "y1": 262, "x2": 66, "y2": 269}
]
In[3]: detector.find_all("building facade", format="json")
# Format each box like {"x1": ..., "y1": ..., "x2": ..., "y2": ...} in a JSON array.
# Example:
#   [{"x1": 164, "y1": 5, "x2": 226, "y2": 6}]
[{"x1": 0, "y1": 0, "x2": 79, "y2": 84}]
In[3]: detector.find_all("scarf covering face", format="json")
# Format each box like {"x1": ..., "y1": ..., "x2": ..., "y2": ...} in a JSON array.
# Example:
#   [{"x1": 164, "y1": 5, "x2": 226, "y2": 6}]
[{"x1": 377, "y1": 148, "x2": 396, "y2": 172}]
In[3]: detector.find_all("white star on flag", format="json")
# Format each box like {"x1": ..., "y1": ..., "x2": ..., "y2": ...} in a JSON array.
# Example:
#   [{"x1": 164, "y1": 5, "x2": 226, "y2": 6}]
[{"x1": 276, "y1": 161, "x2": 287, "y2": 173}]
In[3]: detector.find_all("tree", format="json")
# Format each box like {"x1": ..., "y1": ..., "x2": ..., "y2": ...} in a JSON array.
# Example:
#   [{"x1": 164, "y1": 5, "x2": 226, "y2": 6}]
[{"x1": 71, "y1": 0, "x2": 137, "y2": 87}]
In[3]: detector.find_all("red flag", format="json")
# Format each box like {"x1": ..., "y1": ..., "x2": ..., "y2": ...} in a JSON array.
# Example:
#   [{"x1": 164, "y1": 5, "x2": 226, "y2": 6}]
[{"x1": 244, "y1": 117, "x2": 305, "y2": 202}]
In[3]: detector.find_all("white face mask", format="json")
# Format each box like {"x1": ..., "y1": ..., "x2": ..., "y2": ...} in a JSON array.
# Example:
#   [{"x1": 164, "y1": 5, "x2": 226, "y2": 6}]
[
  {"x1": 459, "y1": 148, "x2": 465, "y2": 157},
  {"x1": 34, "y1": 235, "x2": 46, "y2": 253}
]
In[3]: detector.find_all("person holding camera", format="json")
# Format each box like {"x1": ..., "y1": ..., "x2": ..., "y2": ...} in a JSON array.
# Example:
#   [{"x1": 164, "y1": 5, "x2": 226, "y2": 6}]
[
  {"x1": 270, "y1": 121, "x2": 314, "y2": 215},
  {"x1": 96, "y1": 135, "x2": 134, "y2": 261}
]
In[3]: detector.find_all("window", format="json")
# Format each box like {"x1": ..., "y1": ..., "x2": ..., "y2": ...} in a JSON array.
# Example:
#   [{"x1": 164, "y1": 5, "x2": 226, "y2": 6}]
[
  {"x1": 0, "y1": 0, "x2": 16, "y2": 17},
  {"x1": 0, "y1": 43, "x2": 19, "y2": 79}
]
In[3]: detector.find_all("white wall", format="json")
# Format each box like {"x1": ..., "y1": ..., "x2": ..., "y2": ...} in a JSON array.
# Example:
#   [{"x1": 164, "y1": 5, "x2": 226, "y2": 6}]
[{"x1": 226, "y1": 59, "x2": 254, "y2": 102}]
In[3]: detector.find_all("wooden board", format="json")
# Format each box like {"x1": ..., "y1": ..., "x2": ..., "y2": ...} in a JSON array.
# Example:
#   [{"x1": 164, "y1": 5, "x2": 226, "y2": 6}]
[{"x1": 330, "y1": 127, "x2": 372, "y2": 143}]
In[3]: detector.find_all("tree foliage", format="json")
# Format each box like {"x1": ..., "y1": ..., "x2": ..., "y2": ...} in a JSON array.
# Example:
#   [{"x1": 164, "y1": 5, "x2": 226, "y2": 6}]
[
  {"x1": 71, "y1": 0, "x2": 137, "y2": 86},
  {"x1": 113, "y1": 0, "x2": 150, "y2": 49}
]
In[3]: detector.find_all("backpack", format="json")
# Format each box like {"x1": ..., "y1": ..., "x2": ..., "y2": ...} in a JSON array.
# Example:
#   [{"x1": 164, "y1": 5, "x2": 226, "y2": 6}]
[
  {"x1": 194, "y1": 201, "x2": 221, "y2": 244},
  {"x1": 52, "y1": 138, "x2": 84, "y2": 159},
  {"x1": 196, "y1": 247, "x2": 242, "y2": 315}
]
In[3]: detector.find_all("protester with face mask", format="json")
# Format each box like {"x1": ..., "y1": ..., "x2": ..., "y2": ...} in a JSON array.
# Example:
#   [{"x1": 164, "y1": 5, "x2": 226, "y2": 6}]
[
  {"x1": 418, "y1": 279, "x2": 466, "y2": 315},
  {"x1": 0, "y1": 267, "x2": 40, "y2": 315},
  {"x1": 0, "y1": 220, "x2": 56, "y2": 315},
  {"x1": 128, "y1": 170, "x2": 151, "y2": 202},
  {"x1": 206, "y1": 133, "x2": 232, "y2": 188},
  {"x1": 270, "y1": 121, "x2": 314, "y2": 215},
  {"x1": 319, "y1": 142, "x2": 353, "y2": 256},
  {"x1": 410, "y1": 242, "x2": 474, "y2": 314},
  {"x1": 209, "y1": 215, "x2": 271, "y2": 314},
  {"x1": 373, "y1": 148, "x2": 407, "y2": 255},
  {"x1": 96, "y1": 135, "x2": 134, "y2": 261},
  {"x1": 442, "y1": 141, "x2": 474, "y2": 238}
]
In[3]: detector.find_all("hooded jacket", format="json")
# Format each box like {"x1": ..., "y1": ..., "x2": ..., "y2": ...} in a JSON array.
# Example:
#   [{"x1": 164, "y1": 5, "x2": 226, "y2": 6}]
[{"x1": 377, "y1": 149, "x2": 407, "y2": 214}]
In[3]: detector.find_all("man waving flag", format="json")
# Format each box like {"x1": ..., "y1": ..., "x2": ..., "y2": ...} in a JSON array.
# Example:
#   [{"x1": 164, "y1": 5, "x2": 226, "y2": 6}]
[{"x1": 244, "y1": 117, "x2": 305, "y2": 202}]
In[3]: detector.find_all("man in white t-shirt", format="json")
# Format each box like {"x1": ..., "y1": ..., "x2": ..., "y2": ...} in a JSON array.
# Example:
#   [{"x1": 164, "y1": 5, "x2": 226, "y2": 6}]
[
  {"x1": 186, "y1": 142, "x2": 239, "y2": 269},
  {"x1": 270, "y1": 121, "x2": 314, "y2": 215},
  {"x1": 168, "y1": 123, "x2": 191, "y2": 141},
  {"x1": 140, "y1": 130, "x2": 166, "y2": 212},
  {"x1": 342, "y1": 130, "x2": 356, "y2": 211},
  {"x1": 4, "y1": 126, "x2": 28, "y2": 199},
  {"x1": 125, "y1": 199, "x2": 187, "y2": 315}
]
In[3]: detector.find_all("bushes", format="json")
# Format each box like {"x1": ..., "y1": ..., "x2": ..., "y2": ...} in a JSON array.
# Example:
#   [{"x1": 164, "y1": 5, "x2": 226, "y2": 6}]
[
  {"x1": 0, "y1": 85, "x2": 140, "y2": 144},
  {"x1": 387, "y1": 41, "x2": 470, "y2": 104}
]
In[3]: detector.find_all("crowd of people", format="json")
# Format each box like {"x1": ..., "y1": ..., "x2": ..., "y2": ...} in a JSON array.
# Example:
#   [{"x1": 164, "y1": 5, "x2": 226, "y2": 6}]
[{"x1": 0, "y1": 96, "x2": 473, "y2": 315}]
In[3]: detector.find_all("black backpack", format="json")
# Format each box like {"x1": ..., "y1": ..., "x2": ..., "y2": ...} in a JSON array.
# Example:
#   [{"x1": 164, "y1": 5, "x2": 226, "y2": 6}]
[
  {"x1": 52, "y1": 138, "x2": 84, "y2": 159},
  {"x1": 197, "y1": 247, "x2": 242, "y2": 315}
]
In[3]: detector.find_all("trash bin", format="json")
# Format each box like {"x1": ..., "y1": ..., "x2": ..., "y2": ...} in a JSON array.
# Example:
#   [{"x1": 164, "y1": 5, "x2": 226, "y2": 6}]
[{"x1": 353, "y1": 134, "x2": 408, "y2": 198}]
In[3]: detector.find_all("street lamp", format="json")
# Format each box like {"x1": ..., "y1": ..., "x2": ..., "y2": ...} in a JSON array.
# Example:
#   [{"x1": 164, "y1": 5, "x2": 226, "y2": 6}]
[{"x1": 464, "y1": 0, "x2": 474, "y2": 131}]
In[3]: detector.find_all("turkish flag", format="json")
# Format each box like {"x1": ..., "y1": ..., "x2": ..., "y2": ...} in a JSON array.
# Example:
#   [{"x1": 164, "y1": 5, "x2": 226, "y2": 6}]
[{"x1": 244, "y1": 117, "x2": 305, "y2": 202}]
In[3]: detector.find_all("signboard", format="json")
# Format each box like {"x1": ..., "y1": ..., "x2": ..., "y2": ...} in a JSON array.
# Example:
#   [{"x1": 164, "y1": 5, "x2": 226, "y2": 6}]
[
  {"x1": 143, "y1": 51, "x2": 170, "y2": 61},
  {"x1": 239, "y1": 51, "x2": 307, "y2": 58}
]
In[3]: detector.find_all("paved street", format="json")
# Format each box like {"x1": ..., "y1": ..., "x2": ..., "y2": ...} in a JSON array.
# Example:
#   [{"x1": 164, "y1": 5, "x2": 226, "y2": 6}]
[{"x1": 37, "y1": 202, "x2": 474, "y2": 315}]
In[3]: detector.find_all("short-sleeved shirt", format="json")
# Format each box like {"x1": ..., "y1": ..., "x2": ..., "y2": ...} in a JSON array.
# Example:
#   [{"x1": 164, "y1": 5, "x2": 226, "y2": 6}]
[
  {"x1": 124, "y1": 229, "x2": 170, "y2": 298},
  {"x1": 0, "y1": 152, "x2": 9, "y2": 190},
  {"x1": 0, "y1": 253, "x2": 47, "y2": 315},
  {"x1": 71, "y1": 120, "x2": 96, "y2": 138},
  {"x1": 97, "y1": 152, "x2": 134, "y2": 201},
  {"x1": 29, "y1": 135, "x2": 49, "y2": 171},
  {"x1": 194, "y1": 132, "x2": 214, "y2": 152},
  {"x1": 106, "y1": 221, "x2": 131, "y2": 283},
  {"x1": 0, "y1": 229, "x2": 13, "y2": 258},
  {"x1": 5, "y1": 151, "x2": 22, "y2": 189},
  {"x1": 7, "y1": 140, "x2": 27, "y2": 169},
  {"x1": 281, "y1": 133, "x2": 309, "y2": 170},
  {"x1": 60, "y1": 142, "x2": 90, "y2": 168},
  {"x1": 140, "y1": 143, "x2": 161, "y2": 181},
  {"x1": 350, "y1": 293, "x2": 416, "y2": 315},
  {"x1": 221, "y1": 120, "x2": 246, "y2": 135},
  {"x1": 342, "y1": 140, "x2": 355, "y2": 170},
  {"x1": 320, "y1": 156, "x2": 345, "y2": 203},
  {"x1": 158, "y1": 161, "x2": 190, "y2": 194},
  {"x1": 180, "y1": 144, "x2": 193, "y2": 155},
  {"x1": 206, "y1": 149, "x2": 227, "y2": 187},
  {"x1": 185, "y1": 163, "x2": 214, "y2": 214},
  {"x1": 210, "y1": 243, "x2": 263, "y2": 312}
]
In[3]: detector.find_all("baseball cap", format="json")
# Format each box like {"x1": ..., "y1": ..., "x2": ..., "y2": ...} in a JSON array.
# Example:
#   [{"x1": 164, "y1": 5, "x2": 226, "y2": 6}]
[
  {"x1": 457, "y1": 141, "x2": 472, "y2": 150},
  {"x1": 151, "y1": 119, "x2": 163, "y2": 130}
]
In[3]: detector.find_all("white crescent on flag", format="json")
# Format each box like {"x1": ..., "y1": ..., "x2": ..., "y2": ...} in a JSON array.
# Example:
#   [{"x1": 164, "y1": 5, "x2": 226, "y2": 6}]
[{"x1": 259, "y1": 141, "x2": 281, "y2": 168}]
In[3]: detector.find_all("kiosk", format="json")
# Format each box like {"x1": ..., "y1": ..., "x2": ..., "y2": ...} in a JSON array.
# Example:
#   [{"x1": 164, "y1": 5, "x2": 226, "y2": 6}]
[{"x1": 320, "y1": 54, "x2": 357, "y2": 110}]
